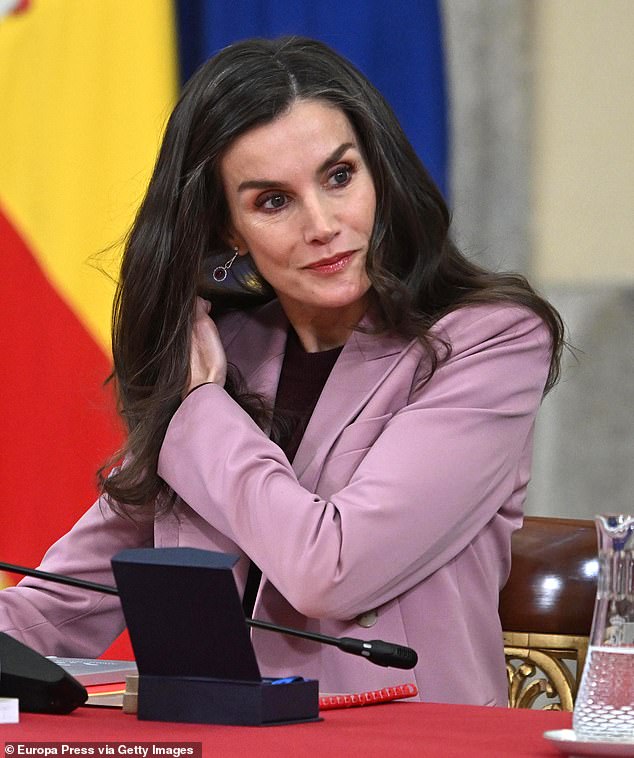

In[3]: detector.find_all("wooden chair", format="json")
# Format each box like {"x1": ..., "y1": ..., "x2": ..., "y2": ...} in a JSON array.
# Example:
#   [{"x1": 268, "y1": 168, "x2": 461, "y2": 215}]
[{"x1": 499, "y1": 516, "x2": 598, "y2": 711}]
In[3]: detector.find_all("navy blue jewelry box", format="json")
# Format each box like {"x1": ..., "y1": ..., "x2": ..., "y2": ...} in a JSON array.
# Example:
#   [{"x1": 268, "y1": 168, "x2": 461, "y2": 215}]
[{"x1": 112, "y1": 547, "x2": 319, "y2": 726}]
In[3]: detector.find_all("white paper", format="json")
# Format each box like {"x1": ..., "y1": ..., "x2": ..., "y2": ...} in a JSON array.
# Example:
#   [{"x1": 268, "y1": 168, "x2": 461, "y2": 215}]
[{"x1": 0, "y1": 697, "x2": 19, "y2": 723}]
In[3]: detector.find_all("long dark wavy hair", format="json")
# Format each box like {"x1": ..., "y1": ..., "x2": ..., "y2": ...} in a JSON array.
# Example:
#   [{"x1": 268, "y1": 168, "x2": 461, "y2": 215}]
[{"x1": 100, "y1": 35, "x2": 564, "y2": 512}]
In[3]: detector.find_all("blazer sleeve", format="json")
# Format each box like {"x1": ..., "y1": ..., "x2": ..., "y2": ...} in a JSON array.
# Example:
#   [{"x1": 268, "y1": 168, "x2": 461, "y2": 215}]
[
  {"x1": 0, "y1": 498, "x2": 153, "y2": 656},
  {"x1": 158, "y1": 305, "x2": 552, "y2": 619}
]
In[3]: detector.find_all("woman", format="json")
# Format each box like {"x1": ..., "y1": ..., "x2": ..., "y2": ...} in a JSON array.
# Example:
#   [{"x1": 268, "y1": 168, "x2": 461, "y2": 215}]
[{"x1": 0, "y1": 37, "x2": 563, "y2": 706}]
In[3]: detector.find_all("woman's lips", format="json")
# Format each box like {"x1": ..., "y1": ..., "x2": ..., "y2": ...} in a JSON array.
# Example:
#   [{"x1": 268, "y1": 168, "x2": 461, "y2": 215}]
[{"x1": 305, "y1": 251, "x2": 354, "y2": 273}]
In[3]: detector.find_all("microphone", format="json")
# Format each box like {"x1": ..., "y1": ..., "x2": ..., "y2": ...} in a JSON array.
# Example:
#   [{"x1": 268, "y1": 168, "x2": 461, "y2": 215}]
[
  {"x1": 248, "y1": 617, "x2": 418, "y2": 670},
  {"x1": 0, "y1": 560, "x2": 418, "y2": 670}
]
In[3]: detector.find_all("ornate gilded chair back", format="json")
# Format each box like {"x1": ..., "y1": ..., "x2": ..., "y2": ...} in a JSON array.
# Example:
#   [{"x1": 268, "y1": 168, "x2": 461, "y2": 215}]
[{"x1": 499, "y1": 516, "x2": 597, "y2": 710}]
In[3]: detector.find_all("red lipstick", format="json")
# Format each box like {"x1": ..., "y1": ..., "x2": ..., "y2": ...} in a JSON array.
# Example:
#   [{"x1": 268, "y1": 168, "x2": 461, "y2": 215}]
[{"x1": 305, "y1": 252, "x2": 353, "y2": 273}]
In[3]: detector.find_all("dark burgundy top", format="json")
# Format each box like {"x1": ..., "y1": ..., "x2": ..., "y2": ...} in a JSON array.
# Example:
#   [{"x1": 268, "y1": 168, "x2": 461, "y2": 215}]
[
  {"x1": 273, "y1": 327, "x2": 343, "y2": 462},
  {"x1": 242, "y1": 328, "x2": 343, "y2": 616}
]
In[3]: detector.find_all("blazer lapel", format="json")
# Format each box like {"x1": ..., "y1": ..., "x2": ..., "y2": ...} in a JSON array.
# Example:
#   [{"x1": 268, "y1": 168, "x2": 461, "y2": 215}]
[
  {"x1": 292, "y1": 325, "x2": 417, "y2": 487},
  {"x1": 222, "y1": 301, "x2": 288, "y2": 405},
  {"x1": 224, "y1": 302, "x2": 418, "y2": 489}
]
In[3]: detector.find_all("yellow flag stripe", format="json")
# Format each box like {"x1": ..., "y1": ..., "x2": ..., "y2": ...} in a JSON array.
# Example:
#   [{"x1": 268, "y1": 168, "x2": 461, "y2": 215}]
[{"x1": 0, "y1": 0, "x2": 178, "y2": 353}]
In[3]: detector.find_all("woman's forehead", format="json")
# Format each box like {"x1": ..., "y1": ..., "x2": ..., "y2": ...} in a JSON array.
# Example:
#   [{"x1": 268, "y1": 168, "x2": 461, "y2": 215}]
[{"x1": 220, "y1": 100, "x2": 359, "y2": 182}]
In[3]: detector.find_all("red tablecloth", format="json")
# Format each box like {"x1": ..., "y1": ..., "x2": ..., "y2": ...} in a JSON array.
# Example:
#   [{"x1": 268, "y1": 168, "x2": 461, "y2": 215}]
[{"x1": 1, "y1": 702, "x2": 572, "y2": 757}]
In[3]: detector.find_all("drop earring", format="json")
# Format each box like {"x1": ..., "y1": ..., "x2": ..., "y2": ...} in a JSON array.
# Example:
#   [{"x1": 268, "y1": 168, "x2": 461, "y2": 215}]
[{"x1": 212, "y1": 247, "x2": 239, "y2": 282}]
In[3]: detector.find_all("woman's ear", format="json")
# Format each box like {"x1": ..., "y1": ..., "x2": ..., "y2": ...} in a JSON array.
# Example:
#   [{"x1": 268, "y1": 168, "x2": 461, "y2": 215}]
[
  {"x1": 222, "y1": 225, "x2": 247, "y2": 255},
  {"x1": 231, "y1": 243, "x2": 249, "y2": 257}
]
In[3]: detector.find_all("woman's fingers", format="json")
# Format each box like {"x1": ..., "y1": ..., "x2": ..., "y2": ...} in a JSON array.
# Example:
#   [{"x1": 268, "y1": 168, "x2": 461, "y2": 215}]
[
  {"x1": 196, "y1": 296, "x2": 212, "y2": 316},
  {"x1": 185, "y1": 297, "x2": 227, "y2": 396}
]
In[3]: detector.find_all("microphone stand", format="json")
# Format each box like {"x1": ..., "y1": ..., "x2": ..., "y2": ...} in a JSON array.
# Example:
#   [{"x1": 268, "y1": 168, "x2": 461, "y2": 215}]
[{"x1": 0, "y1": 560, "x2": 418, "y2": 670}]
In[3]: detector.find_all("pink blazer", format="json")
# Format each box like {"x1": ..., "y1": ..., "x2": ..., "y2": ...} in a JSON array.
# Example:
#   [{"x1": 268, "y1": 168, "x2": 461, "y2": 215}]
[{"x1": 0, "y1": 302, "x2": 551, "y2": 706}]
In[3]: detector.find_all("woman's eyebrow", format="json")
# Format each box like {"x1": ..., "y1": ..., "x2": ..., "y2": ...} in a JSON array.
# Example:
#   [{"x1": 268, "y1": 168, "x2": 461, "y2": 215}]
[
  {"x1": 237, "y1": 142, "x2": 356, "y2": 193},
  {"x1": 316, "y1": 141, "x2": 355, "y2": 174}
]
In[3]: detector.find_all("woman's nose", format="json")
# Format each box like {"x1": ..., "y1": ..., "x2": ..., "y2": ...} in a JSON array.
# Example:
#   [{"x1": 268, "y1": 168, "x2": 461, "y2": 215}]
[{"x1": 302, "y1": 194, "x2": 339, "y2": 245}]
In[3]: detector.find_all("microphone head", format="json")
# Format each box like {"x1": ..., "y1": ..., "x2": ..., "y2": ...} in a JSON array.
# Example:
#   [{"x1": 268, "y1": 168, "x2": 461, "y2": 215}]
[
  {"x1": 388, "y1": 644, "x2": 418, "y2": 670},
  {"x1": 337, "y1": 637, "x2": 419, "y2": 669}
]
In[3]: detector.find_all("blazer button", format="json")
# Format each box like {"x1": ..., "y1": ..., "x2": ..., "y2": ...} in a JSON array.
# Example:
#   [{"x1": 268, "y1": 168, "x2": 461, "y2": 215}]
[{"x1": 356, "y1": 610, "x2": 378, "y2": 628}]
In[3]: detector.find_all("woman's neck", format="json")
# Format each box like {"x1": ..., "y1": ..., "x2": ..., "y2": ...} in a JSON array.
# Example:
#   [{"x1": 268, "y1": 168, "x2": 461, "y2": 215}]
[{"x1": 280, "y1": 296, "x2": 368, "y2": 353}]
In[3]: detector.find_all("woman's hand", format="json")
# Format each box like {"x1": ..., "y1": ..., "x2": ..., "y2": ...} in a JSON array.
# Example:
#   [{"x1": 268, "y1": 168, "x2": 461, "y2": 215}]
[{"x1": 185, "y1": 297, "x2": 227, "y2": 397}]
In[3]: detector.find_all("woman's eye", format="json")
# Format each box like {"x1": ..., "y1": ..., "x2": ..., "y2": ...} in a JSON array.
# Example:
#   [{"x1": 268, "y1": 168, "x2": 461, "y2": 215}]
[
  {"x1": 328, "y1": 165, "x2": 353, "y2": 187},
  {"x1": 258, "y1": 192, "x2": 288, "y2": 211}
]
